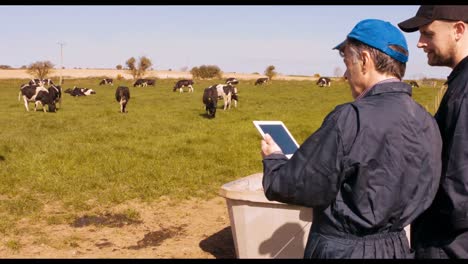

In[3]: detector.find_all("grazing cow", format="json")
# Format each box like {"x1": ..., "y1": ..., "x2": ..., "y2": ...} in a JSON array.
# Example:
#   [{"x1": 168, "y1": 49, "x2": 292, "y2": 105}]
[
  {"x1": 19, "y1": 84, "x2": 57, "y2": 112},
  {"x1": 133, "y1": 78, "x2": 147, "y2": 87},
  {"x1": 255, "y1": 77, "x2": 269, "y2": 86},
  {"x1": 316, "y1": 77, "x2": 331, "y2": 87},
  {"x1": 225, "y1": 77, "x2": 239, "y2": 85},
  {"x1": 203, "y1": 86, "x2": 218, "y2": 118},
  {"x1": 99, "y1": 78, "x2": 114, "y2": 85},
  {"x1": 173, "y1": 79, "x2": 194, "y2": 93},
  {"x1": 64, "y1": 87, "x2": 96, "y2": 96},
  {"x1": 215, "y1": 84, "x2": 238, "y2": 110},
  {"x1": 409, "y1": 80, "x2": 419, "y2": 88},
  {"x1": 115, "y1": 86, "x2": 130, "y2": 113}
]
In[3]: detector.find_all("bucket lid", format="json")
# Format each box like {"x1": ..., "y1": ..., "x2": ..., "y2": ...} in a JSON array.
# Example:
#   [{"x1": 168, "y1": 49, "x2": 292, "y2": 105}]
[{"x1": 219, "y1": 173, "x2": 284, "y2": 204}]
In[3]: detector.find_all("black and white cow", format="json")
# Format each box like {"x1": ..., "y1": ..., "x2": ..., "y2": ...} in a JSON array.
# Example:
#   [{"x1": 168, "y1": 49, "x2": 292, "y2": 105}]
[
  {"x1": 133, "y1": 78, "x2": 147, "y2": 87},
  {"x1": 173, "y1": 79, "x2": 194, "y2": 93},
  {"x1": 255, "y1": 77, "x2": 269, "y2": 86},
  {"x1": 133, "y1": 78, "x2": 155, "y2": 87},
  {"x1": 215, "y1": 84, "x2": 238, "y2": 110},
  {"x1": 99, "y1": 78, "x2": 114, "y2": 85},
  {"x1": 203, "y1": 86, "x2": 218, "y2": 118},
  {"x1": 19, "y1": 84, "x2": 57, "y2": 112},
  {"x1": 64, "y1": 86, "x2": 96, "y2": 96},
  {"x1": 115, "y1": 86, "x2": 130, "y2": 113},
  {"x1": 64, "y1": 87, "x2": 84, "y2": 96},
  {"x1": 409, "y1": 80, "x2": 419, "y2": 88},
  {"x1": 225, "y1": 77, "x2": 239, "y2": 85},
  {"x1": 316, "y1": 77, "x2": 331, "y2": 87}
]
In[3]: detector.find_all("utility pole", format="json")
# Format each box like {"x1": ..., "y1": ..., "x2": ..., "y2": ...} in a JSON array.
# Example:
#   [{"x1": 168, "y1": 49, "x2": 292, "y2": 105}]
[{"x1": 57, "y1": 42, "x2": 66, "y2": 85}]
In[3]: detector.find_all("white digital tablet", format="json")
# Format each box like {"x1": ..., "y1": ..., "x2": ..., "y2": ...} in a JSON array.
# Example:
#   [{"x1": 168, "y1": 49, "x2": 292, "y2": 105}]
[{"x1": 253, "y1": 120, "x2": 300, "y2": 159}]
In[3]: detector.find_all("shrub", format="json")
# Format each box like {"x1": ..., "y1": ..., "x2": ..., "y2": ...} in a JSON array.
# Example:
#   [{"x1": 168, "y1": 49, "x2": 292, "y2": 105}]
[
  {"x1": 190, "y1": 65, "x2": 222, "y2": 79},
  {"x1": 26, "y1": 61, "x2": 54, "y2": 80},
  {"x1": 125, "y1": 56, "x2": 152, "y2": 80},
  {"x1": 264, "y1": 65, "x2": 277, "y2": 80}
]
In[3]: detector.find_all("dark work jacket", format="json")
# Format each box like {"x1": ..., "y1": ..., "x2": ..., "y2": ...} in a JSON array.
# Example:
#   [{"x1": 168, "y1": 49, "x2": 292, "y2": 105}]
[
  {"x1": 412, "y1": 56, "x2": 468, "y2": 259},
  {"x1": 262, "y1": 82, "x2": 442, "y2": 259}
]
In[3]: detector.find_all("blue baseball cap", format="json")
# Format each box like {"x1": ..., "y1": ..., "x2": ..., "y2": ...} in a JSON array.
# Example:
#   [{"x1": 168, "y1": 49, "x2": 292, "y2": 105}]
[{"x1": 333, "y1": 19, "x2": 408, "y2": 63}]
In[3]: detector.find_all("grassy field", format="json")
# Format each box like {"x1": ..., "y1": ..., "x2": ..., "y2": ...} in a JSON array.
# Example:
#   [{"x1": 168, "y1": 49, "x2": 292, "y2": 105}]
[{"x1": 0, "y1": 77, "x2": 445, "y2": 233}]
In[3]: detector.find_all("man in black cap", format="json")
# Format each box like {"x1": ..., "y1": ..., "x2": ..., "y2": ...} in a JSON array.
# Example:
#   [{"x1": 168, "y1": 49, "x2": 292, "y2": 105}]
[
  {"x1": 260, "y1": 19, "x2": 442, "y2": 259},
  {"x1": 399, "y1": 5, "x2": 468, "y2": 259}
]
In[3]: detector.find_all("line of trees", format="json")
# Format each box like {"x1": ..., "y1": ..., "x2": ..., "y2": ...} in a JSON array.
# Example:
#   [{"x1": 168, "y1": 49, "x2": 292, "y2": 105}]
[{"x1": 18, "y1": 57, "x2": 283, "y2": 82}]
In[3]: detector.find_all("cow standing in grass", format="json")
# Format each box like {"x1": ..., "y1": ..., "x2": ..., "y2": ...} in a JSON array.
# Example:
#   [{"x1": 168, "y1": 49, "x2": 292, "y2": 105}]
[
  {"x1": 133, "y1": 78, "x2": 156, "y2": 87},
  {"x1": 99, "y1": 78, "x2": 114, "y2": 85},
  {"x1": 203, "y1": 86, "x2": 218, "y2": 118},
  {"x1": 173, "y1": 79, "x2": 194, "y2": 93},
  {"x1": 225, "y1": 77, "x2": 239, "y2": 85},
  {"x1": 215, "y1": 84, "x2": 238, "y2": 110},
  {"x1": 316, "y1": 77, "x2": 331, "y2": 87},
  {"x1": 115, "y1": 86, "x2": 130, "y2": 113},
  {"x1": 19, "y1": 84, "x2": 57, "y2": 112},
  {"x1": 255, "y1": 77, "x2": 268, "y2": 86},
  {"x1": 133, "y1": 78, "x2": 147, "y2": 87}
]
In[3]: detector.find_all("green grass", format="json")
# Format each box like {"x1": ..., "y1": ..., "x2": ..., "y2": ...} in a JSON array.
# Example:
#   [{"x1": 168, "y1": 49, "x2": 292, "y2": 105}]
[{"x1": 0, "y1": 77, "x2": 444, "y2": 231}]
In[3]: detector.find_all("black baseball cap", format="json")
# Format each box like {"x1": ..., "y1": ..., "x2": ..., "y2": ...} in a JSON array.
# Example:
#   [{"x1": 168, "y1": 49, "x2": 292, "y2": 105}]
[{"x1": 398, "y1": 5, "x2": 468, "y2": 32}]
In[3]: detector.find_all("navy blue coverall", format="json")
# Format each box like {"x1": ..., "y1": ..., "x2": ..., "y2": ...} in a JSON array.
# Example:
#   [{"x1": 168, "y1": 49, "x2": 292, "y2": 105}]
[
  {"x1": 412, "y1": 56, "x2": 468, "y2": 258},
  {"x1": 262, "y1": 81, "x2": 442, "y2": 258}
]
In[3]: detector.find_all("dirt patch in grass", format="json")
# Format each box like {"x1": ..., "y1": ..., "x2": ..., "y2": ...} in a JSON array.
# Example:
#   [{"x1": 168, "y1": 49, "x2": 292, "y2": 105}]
[
  {"x1": 0, "y1": 197, "x2": 236, "y2": 258},
  {"x1": 71, "y1": 213, "x2": 143, "y2": 228}
]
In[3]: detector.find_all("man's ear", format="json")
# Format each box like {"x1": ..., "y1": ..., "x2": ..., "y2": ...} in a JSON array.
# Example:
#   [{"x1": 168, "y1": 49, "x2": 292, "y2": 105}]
[
  {"x1": 360, "y1": 50, "x2": 372, "y2": 73},
  {"x1": 360, "y1": 50, "x2": 371, "y2": 66},
  {"x1": 454, "y1": 21, "x2": 466, "y2": 41}
]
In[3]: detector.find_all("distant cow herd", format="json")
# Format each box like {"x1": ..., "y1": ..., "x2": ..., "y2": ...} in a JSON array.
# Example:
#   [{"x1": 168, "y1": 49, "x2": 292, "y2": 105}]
[{"x1": 17, "y1": 76, "x2": 424, "y2": 117}]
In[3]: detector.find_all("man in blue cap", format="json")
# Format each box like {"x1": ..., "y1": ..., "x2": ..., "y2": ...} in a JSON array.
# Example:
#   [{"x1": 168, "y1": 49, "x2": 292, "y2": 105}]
[
  {"x1": 260, "y1": 19, "x2": 442, "y2": 258},
  {"x1": 399, "y1": 5, "x2": 468, "y2": 259}
]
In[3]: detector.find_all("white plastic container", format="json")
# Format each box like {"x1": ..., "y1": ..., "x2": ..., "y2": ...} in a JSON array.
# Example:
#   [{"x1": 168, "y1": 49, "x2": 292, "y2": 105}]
[
  {"x1": 219, "y1": 173, "x2": 312, "y2": 258},
  {"x1": 219, "y1": 172, "x2": 411, "y2": 259}
]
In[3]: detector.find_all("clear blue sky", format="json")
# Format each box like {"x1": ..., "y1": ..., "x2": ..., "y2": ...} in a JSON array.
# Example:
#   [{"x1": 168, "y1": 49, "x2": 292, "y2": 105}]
[{"x1": 0, "y1": 5, "x2": 453, "y2": 79}]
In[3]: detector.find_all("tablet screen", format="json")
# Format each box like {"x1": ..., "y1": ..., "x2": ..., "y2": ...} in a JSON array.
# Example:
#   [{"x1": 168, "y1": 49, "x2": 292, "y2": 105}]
[{"x1": 254, "y1": 121, "x2": 299, "y2": 159}]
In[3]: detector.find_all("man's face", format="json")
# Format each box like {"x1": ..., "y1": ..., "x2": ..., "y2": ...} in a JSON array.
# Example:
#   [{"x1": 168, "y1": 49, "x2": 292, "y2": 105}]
[
  {"x1": 417, "y1": 20, "x2": 457, "y2": 67},
  {"x1": 342, "y1": 46, "x2": 366, "y2": 99}
]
